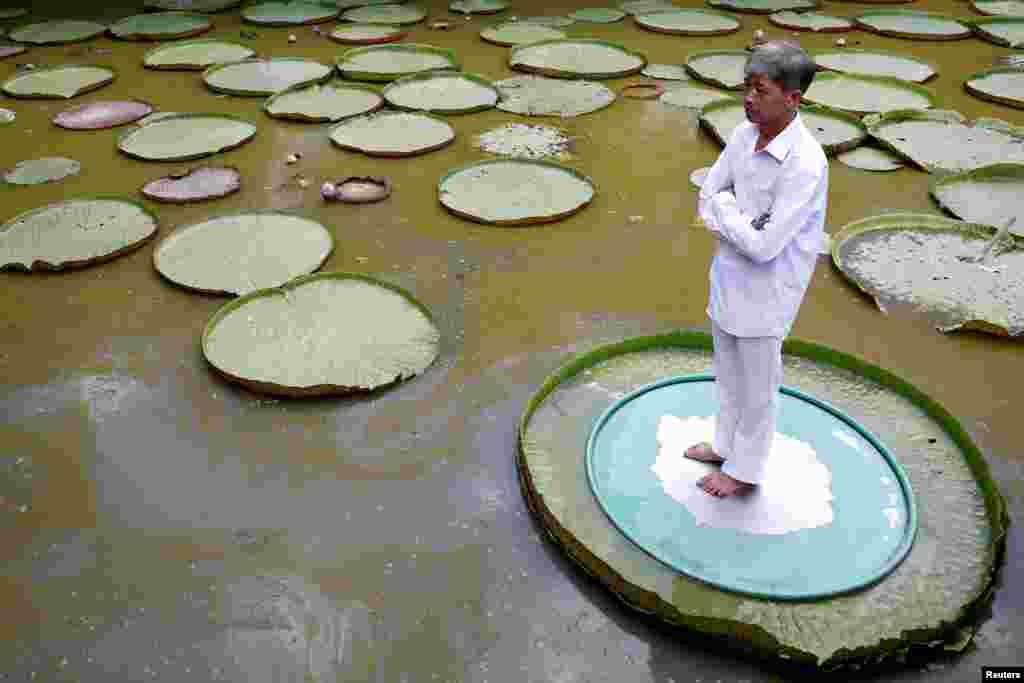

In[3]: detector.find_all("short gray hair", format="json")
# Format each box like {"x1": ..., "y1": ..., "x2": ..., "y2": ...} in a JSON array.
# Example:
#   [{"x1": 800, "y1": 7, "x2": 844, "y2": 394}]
[{"x1": 744, "y1": 41, "x2": 817, "y2": 94}]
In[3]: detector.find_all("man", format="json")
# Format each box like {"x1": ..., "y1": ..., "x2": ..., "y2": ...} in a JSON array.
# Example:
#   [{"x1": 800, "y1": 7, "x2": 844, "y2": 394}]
[{"x1": 687, "y1": 41, "x2": 828, "y2": 498}]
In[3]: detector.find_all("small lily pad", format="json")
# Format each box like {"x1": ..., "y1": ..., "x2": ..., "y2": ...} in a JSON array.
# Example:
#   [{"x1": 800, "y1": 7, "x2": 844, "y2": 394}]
[
  {"x1": 336, "y1": 43, "x2": 459, "y2": 81},
  {"x1": 684, "y1": 49, "x2": 748, "y2": 90},
  {"x1": 203, "y1": 57, "x2": 332, "y2": 96},
  {"x1": 930, "y1": 163, "x2": 1024, "y2": 236},
  {"x1": 812, "y1": 48, "x2": 937, "y2": 83},
  {"x1": 240, "y1": 1, "x2": 339, "y2": 25},
  {"x1": 8, "y1": 19, "x2": 107, "y2": 45},
  {"x1": 382, "y1": 70, "x2": 499, "y2": 114},
  {"x1": 264, "y1": 81, "x2": 384, "y2": 121},
  {"x1": 971, "y1": 0, "x2": 1024, "y2": 17},
  {"x1": 836, "y1": 145, "x2": 905, "y2": 171},
  {"x1": 3, "y1": 157, "x2": 81, "y2": 185},
  {"x1": 439, "y1": 158, "x2": 595, "y2": 225},
  {"x1": 480, "y1": 22, "x2": 566, "y2": 46},
  {"x1": 700, "y1": 99, "x2": 867, "y2": 154},
  {"x1": 154, "y1": 210, "x2": 333, "y2": 295},
  {"x1": 768, "y1": 10, "x2": 854, "y2": 32},
  {"x1": 494, "y1": 74, "x2": 616, "y2": 117},
  {"x1": 340, "y1": 3, "x2": 427, "y2": 24},
  {"x1": 328, "y1": 23, "x2": 407, "y2": 44},
  {"x1": 659, "y1": 81, "x2": 735, "y2": 109},
  {"x1": 0, "y1": 43, "x2": 28, "y2": 58},
  {"x1": 141, "y1": 165, "x2": 242, "y2": 202},
  {"x1": 642, "y1": 63, "x2": 690, "y2": 80},
  {"x1": 510, "y1": 39, "x2": 646, "y2": 79},
  {"x1": 109, "y1": 12, "x2": 213, "y2": 40},
  {"x1": 1, "y1": 64, "x2": 115, "y2": 99},
  {"x1": 53, "y1": 99, "x2": 154, "y2": 129},
  {"x1": 450, "y1": 0, "x2": 510, "y2": 14},
  {"x1": 329, "y1": 110, "x2": 455, "y2": 156},
  {"x1": 634, "y1": 8, "x2": 741, "y2": 35},
  {"x1": 202, "y1": 272, "x2": 442, "y2": 397},
  {"x1": 571, "y1": 7, "x2": 627, "y2": 22},
  {"x1": 971, "y1": 16, "x2": 1024, "y2": 47},
  {"x1": 0, "y1": 198, "x2": 158, "y2": 271},
  {"x1": 803, "y1": 71, "x2": 937, "y2": 116},
  {"x1": 855, "y1": 10, "x2": 973, "y2": 40},
  {"x1": 118, "y1": 112, "x2": 257, "y2": 161},
  {"x1": 965, "y1": 67, "x2": 1024, "y2": 109},
  {"x1": 143, "y1": 39, "x2": 256, "y2": 69},
  {"x1": 706, "y1": 0, "x2": 818, "y2": 14}
]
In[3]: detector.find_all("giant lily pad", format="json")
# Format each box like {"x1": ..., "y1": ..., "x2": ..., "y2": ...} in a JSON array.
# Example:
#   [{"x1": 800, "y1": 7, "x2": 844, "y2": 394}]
[
  {"x1": 517, "y1": 15, "x2": 575, "y2": 26},
  {"x1": 382, "y1": 70, "x2": 499, "y2": 114},
  {"x1": 812, "y1": 48, "x2": 937, "y2": 83},
  {"x1": 264, "y1": 81, "x2": 383, "y2": 121},
  {"x1": 118, "y1": 113, "x2": 257, "y2": 161},
  {"x1": 509, "y1": 39, "x2": 646, "y2": 79},
  {"x1": 700, "y1": 99, "x2": 867, "y2": 154},
  {"x1": 619, "y1": 0, "x2": 679, "y2": 14},
  {"x1": 642, "y1": 63, "x2": 690, "y2": 80},
  {"x1": 450, "y1": 0, "x2": 509, "y2": 14},
  {"x1": 659, "y1": 81, "x2": 735, "y2": 109},
  {"x1": 143, "y1": 0, "x2": 242, "y2": 10},
  {"x1": 803, "y1": 71, "x2": 937, "y2": 116},
  {"x1": 53, "y1": 99, "x2": 154, "y2": 129},
  {"x1": 109, "y1": 12, "x2": 212, "y2": 40},
  {"x1": 241, "y1": 1, "x2": 339, "y2": 25},
  {"x1": 836, "y1": 145, "x2": 905, "y2": 171},
  {"x1": 971, "y1": 16, "x2": 1024, "y2": 47},
  {"x1": 706, "y1": 0, "x2": 818, "y2": 14},
  {"x1": 141, "y1": 165, "x2": 241, "y2": 202},
  {"x1": 202, "y1": 272, "x2": 441, "y2": 397},
  {"x1": 8, "y1": 19, "x2": 106, "y2": 44},
  {"x1": 329, "y1": 110, "x2": 454, "y2": 156},
  {"x1": 203, "y1": 57, "x2": 332, "y2": 96},
  {"x1": 571, "y1": 7, "x2": 626, "y2": 22},
  {"x1": 864, "y1": 109, "x2": 1024, "y2": 174},
  {"x1": 328, "y1": 23, "x2": 406, "y2": 44},
  {"x1": 930, "y1": 163, "x2": 1024, "y2": 236},
  {"x1": 971, "y1": 0, "x2": 1024, "y2": 17},
  {"x1": 340, "y1": 3, "x2": 427, "y2": 24},
  {"x1": 0, "y1": 198, "x2": 158, "y2": 271},
  {"x1": 3, "y1": 157, "x2": 81, "y2": 185},
  {"x1": 480, "y1": 21, "x2": 566, "y2": 46},
  {"x1": 143, "y1": 39, "x2": 255, "y2": 69},
  {"x1": 684, "y1": 49, "x2": 748, "y2": 90},
  {"x1": 153, "y1": 210, "x2": 333, "y2": 295},
  {"x1": 519, "y1": 329, "x2": 1007, "y2": 666},
  {"x1": 833, "y1": 212, "x2": 1024, "y2": 335},
  {"x1": 494, "y1": 74, "x2": 616, "y2": 117},
  {"x1": 768, "y1": 10, "x2": 854, "y2": 32},
  {"x1": 634, "y1": 8, "x2": 741, "y2": 35},
  {"x1": 438, "y1": 159, "x2": 595, "y2": 225},
  {"x1": 1, "y1": 64, "x2": 115, "y2": 99},
  {"x1": 855, "y1": 10, "x2": 973, "y2": 39},
  {"x1": 965, "y1": 66, "x2": 1024, "y2": 109},
  {"x1": 336, "y1": 44, "x2": 458, "y2": 81}
]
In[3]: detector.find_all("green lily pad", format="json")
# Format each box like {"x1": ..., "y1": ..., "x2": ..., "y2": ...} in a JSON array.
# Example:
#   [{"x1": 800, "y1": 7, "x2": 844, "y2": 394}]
[
  {"x1": 864, "y1": 109, "x2": 1024, "y2": 174},
  {"x1": 0, "y1": 42, "x2": 28, "y2": 58},
  {"x1": 3, "y1": 157, "x2": 81, "y2": 185},
  {"x1": 143, "y1": 0, "x2": 243, "y2": 10},
  {"x1": 203, "y1": 57, "x2": 332, "y2": 96},
  {"x1": 383, "y1": 70, "x2": 499, "y2": 114},
  {"x1": 930, "y1": 163, "x2": 1024, "y2": 236},
  {"x1": 659, "y1": 81, "x2": 735, "y2": 109},
  {"x1": 329, "y1": 110, "x2": 455, "y2": 156},
  {"x1": 965, "y1": 66, "x2": 1024, "y2": 109},
  {"x1": 494, "y1": 74, "x2": 616, "y2": 117},
  {"x1": 240, "y1": 1, "x2": 339, "y2": 25},
  {"x1": 803, "y1": 71, "x2": 937, "y2": 116},
  {"x1": 684, "y1": 49, "x2": 748, "y2": 90},
  {"x1": 768, "y1": 10, "x2": 854, "y2": 32},
  {"x1": 706, "y1": 0, "x2": 818, "y2": 14},
  {"x1": 510, "y1": 39, "x2": 646, "y2": 79},
  {"x1": 619, "y1": 0, "x2": 678, "y2": 14},
  {"x1": 202, "y1": 272, "x2": 441, "y2": 397},
  {"x1": 336, "y1": 43, "x2": 458, "y2": 81},
  {"x1": 143, "y1": 39, "x2": 256, "y2": 69},
  {"x1": 812, "y1": 48, "x2": 937, "y2": 83},
  {"x1": 971, "y1": 16, "x2": 1024, "y2": 47},
  {"x1": 1, "y1": 64, "x2": 115, "y2": 99},
  {"x1": 642, "y1": 63, "x2": 690, "y2": 80},
  {"x1": 855, "y1": 10, "x2": 973, "y2": 40},
  {"x1": 439, "y1": 159, "x2": 595, "y2": 225},
  {"x1": 118, "y1": 112, "x2": 257, "y2": 161},
  {"x1": 0, "y1": 198, "x2": 158, "y2": 271},
  {"x1": 109, "y1": 12, "x2": 212, "y2": 40},
  {"x1": 0, "y1": 8, "x2": 28, "y2": 19},
  {"x1": 450, "y1": 0, "x2": 510, "y2": 14},
  {"x1": 836, "y1": 145, "x2": 905, "y2": 171},
  {"x1": 971, "y1": 0, "x2": 1024, "y2": 17},
  {"x1": 519, "y1": 329, "x2": 1007, "y2": 665},
  {"x1": 634, "y1": 8, "x2": 741, "y2": 35},
  {"x1": 570, "y1": 7, "x2": 627, "y2": 22},
  {"x1": 517, "y1": 15, "x2": 575, "y2": 27},
  {"x1": 328, "y1": 23, "x2": 407, "y2": 44},
  {"x1": 153, "y1": 210, "x2": 333, "y2": 296},
  {"x1": 700, "y1": 99, "x2": 867, "y2": 154},
  {"x1": 480, "y1": 21, "x2": 566, "y2": 46},
  {"x1": 340, "y1": 3, "x2": 427, "y2": 24},
  {"x1": 8, "y1": 19, "x2": 106, "y2": 44},
  {"x1": 264, "y1": 81, "x2": 384, "y2": 121},
  {"x1": 832, "y1": 212, "x2": 1024, "y2": 336}
]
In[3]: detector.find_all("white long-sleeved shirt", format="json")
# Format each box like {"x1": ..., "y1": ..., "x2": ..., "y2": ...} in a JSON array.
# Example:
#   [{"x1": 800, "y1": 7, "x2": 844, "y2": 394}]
[{"x1": 698, "y1": 113, "x2": 828, "y2": 338}]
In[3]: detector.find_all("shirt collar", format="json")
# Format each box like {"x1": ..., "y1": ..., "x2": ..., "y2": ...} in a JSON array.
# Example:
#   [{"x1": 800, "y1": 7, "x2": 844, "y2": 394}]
[{"x1": 758, "y1": 113, "x2": 801, "y2": 162}]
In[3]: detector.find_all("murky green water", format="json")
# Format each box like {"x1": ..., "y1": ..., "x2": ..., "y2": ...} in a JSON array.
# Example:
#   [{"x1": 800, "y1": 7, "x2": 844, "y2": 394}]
[{"x1": 2, "y1": 0, "x2": 1022, "y2": 680}]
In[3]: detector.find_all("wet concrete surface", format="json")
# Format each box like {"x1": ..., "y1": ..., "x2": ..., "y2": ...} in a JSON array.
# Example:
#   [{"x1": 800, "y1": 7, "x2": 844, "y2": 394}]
[{"x1": 2, "y1": 0, "x2": 1023, "y2": 680}]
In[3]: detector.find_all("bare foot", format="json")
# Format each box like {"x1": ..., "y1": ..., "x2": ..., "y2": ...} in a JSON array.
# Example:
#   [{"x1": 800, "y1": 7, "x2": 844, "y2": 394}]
[
  {"x1": 697, "y1": 470, "x2": 756, "y2": 498},
  {"x1": 684, "y1": 442, "x2": 725, "y2": 464}
]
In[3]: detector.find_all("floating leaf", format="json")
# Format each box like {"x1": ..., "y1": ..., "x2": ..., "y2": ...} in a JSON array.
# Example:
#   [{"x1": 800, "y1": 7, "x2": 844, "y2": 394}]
[
  {"x1": 480, "y1": 22, "x2": 566, "y2": 46},
  {"x1": 202, "y1": 272, "x2": 441, "y2": 396},
  {"x1": 768, "y1": 10, "x2": 854, "y2": 32},
  {"x1": 53, "y1": 99, "x2": 153, "y2": 129},
  {"x1": 118, "y1": 112, "x2": 257, "y2": 161},
  {"x1": 812, "y1": 48, "x2": 937, "y2": 83},
  {"x1": 803, "y1": 71, "x2": 937, "y2": 116},
  {"x1": 634, "y1": 8, "x2": 741, "y2": 35},
  {"x1": 495, "y1": 74, "x2": 616, "y2": 117},
  {"x1": 659, "y1": 81, "x2": 735, "y2": 109},
  {"x1": 965, "y1": 67, "x2": 1024, "y2": 109},
  {"x1": 930, "y1": 163, "x2": 1024, "y2": 236},
  {"x1": 327, "y1": 23, "x2": 406, "y2": 44},
  {"x1": 510, "y1": 39, "x2": 646, "y2": 79},
  {"x1": 154, "y1": 210, "x2": 333, "y2": 295},
  {"x1": 439, "y1": 159, "x2": 595, "y2": 225},
  {"x1": 684, "y1": 49, "x2": 748, "y2": 90},
  {"x1": 855, "y1": 10, "x2": 973, "y2": 40},
  {"x1": 336, "y1": 43, "x2": 458, "y2": 81},
  {"x1": 836, "y1": 145, "x2": 905, "y2": 171},
  {"x1": 700, "y1": 99, "x2": 867, "y2": 154},
  {"x1": 141, "y1": 165, "x2": 241, "y2": 202},
  {"x1": 516, "y1": 15, "x2": 575, "y2": 27},
  {"x1": 706, "y1": 0, "x2": 818, "y2": 14},
  {"x1": 340, "y1": 3, "x2": 427, "y2": 24},
  {"x1": 240, "y1": 1, "x2": 339, "y2": 25},
  {"x1": 1, "y1": 64, "x2": 115, "y2": 99},
  {"x1": 642, "y1": 63, "x2": 690, "y2": 80},
  {"x1": 3, "y1": 157, "x2": 81, "y2": 185},
  {"x1": 8, "y1": 19, "x2": 107, "y2": 45},
  {"x1": 143, "y1": 0, "x2": 243, "y2": 10},
  {"x1": 109, "y1": 12, "x2": 213, "y2": 40},
  {"x1": 971, "y1": 16, "x2": 1024, "y2": 47},
  {"x1": 619, "y1": 0, "x2": 678, "y2": 14},
  {"x1": 264, "y1": 81, "x2": 384, "y2": 121},
  {"x1": 570, "y1": 7, "x2": 626, "y2": 22},
  {"x1": 204, "y1": 57, "x2": 332, "y2": 96},
  {"x1": 0, "y1": 198, "x2": 157, "y2": 271},
  {"x1": 971, "y1": 0, "x2": 1024, "y2": 17},
  {"x1": 329, "y1": 110, "x2": 454, "y2": 156},
  {"x1": 450, "y1": 0, "x2": 510, "y2": 14},
  {"x1": 382, "y1": 70, "x2": 499, "y2": 114},
  {"x1": 143, "y1": 39, "x2": 255, "y2": 69}
]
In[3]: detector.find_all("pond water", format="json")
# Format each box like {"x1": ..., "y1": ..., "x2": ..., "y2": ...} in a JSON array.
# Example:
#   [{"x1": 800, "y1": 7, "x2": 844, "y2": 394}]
[{"x1": 1, "y1": 0, "x2": 1022, "y2": 681}]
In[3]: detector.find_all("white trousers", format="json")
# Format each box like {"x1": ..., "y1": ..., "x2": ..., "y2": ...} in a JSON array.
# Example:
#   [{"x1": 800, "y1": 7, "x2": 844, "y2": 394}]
[{"x1": 711, "y1": 321, "x2": 783, "y2": 485}]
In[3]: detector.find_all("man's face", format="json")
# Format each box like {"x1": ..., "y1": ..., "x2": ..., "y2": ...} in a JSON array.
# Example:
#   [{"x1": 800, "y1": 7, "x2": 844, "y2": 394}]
[{"x1": 743, "y1": 72, "x2": 799, "y2": 129}]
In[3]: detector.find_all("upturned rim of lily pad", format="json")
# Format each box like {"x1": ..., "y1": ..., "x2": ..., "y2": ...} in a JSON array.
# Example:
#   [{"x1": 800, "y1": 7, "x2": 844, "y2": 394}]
[
  {"x1": 633, "y1": 8, "x2": 742, "y2": 36},
  {"x1": 382, "y1": 69, "x2": 500, "y2": 114},
  {"x1": 328, "y1": 110, "x2": 456, "y2": 157},
  {"x1": 970, "y1": 0, "x2": 1024, "y2": 16},
  {"x1": 570, "y1": 7, "x2": 627, "y2": 22},
  {"x1": 240, "y1": 0, "x2": 340, "y2": 25},
  {"x1": 684, "y1": 48, "x2": 750, "y2": 90},
  {"x1": 929, "y1": 162, "x2": 1024, "y2": 228},
  {"x1": 335, "y1": 43, "x2": 460, "y2": 81},
  {"x1": 509, "y1": 38, "x2": 647, "y2": 80},
  {"x1": 969, "y1": 16, "x2": 1024, "y2": 47},
  {"x1": 340, "y1": 2, "x2": 428, "y2": 24},
  {"x1": 811, "y1": 47, "x2": 938, "y2": 83},
  {"x1": 327, "y1": 23, "x2": 408, "y2": 44},
  {"x1": 964, "y1": 66, "x2": 1024, "y2": 109},
  {"x1": 768, "y1": 10, "x2": 855, "y2": 32},
  {"x1": 479, "y1": 21, "x2": 567, "y2": 46},
  {"x1": 202, "y1": 56, "x2": 333, "y2": 96},
  {"x1": 117, "y1": 111, "x2": 258, "y2": 161},
  {"x1": 263, "y1": 80, "x2": 385, "y2": 121},
  {"x1": 621, "y1": 81, "x2": 665, "y2": 99},
  {"x1": 0, "y1": 63, "x2": 116, "y2": 99},
  {"x1": 0, "y1": 195, "x2": 159, "y2": 272},
  {"x1": 699, "y1": 98, "x2": 868, "y2": 154},
  {"x1": 109, "y1": 11, "x2": 213, "y2": 40},
  {"x1": 52, "y1": 98, "x2": 155, "y2": 129},
  {"x1": 450, "y1": 0, "x2": 511, "y2": 14},
  {"x1": 706, "y1": 0, "x2": 820, "y2": 15},
  {"x1": 201, "y1": 270, "x2": 440, "y2": 397},
  {"x1": 8, "y1": 19, "x2": 108, "y2": 45},
  {"x1": 142, "y1": 38, "x2": 257, "y2": 70},
  {"x1": 854, "y1": 9, "x2": 974, "y2": 40},
  {"x1": 803, "y1": 70, "x2": 939, "y2": 116},
  {"x1": 141, "y1": 164, "x2": 242, "y2": 203}
]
